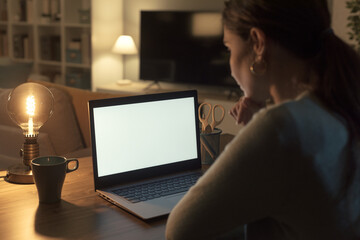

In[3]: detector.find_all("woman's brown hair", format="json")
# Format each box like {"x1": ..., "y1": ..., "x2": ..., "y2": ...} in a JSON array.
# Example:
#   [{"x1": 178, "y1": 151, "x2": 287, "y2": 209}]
[{"x1": 223, "y1": 0, "x2": 360, "y2": 139}]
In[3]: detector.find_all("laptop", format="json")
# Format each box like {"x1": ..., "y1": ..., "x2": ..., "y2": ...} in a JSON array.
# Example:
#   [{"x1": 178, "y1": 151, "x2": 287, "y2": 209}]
[{"x1": 88, "y1": 90, "x2": 202, "y2": 220}]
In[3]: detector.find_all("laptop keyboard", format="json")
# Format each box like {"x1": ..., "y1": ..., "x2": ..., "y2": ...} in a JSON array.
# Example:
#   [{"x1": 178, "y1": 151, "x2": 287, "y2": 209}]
[{"x1": 112, "y1": 172, "x2": 201, "y2": 203}]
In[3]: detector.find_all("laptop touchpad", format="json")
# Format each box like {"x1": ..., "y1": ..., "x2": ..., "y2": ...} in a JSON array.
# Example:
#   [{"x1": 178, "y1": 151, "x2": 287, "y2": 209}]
[{"x1": 164, "y1": 193, "x2": 184, "y2": 205}]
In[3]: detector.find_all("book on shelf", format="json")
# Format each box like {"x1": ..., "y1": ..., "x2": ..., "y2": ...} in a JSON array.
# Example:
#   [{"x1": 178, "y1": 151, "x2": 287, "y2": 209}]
[
  {"x1": 41, "y1": 0, "x2": 60, "y2": 22},
  {"x1": 27, "y1": 0, "x2": 33, "y2": 22},
  {"x1": 40, "y1": 35, "x2": 50, "y2": 60},
  {"x1": 40, "y1": 35, "x2": 60, "y2": 61},
  {"x1": 13, "y1": 34, "x2": 24, "y2": 58},
  {"x1": 13, "y1": 35, "x2": 22, "y2": 58},
  {"x1": 68, "y1": 38, "x2": 81, "y2": 50},
  {"x1": 0, "y1": 30, "x2": 8, "y2": 57},
  {"x1": 66, "y1": 35, "x2": 91, "y2": 64},
  {"x1": 12, "y1": 0, "x2": 26, "y2": 22},
  {"x1": 0, "y1": 0, "x2": 8, "y2": 21},
  {"x1": 41, "y1": 0, "x2": 50, "y2": 23},
  {"x1": 52, "y1": 35, "x2": 61, "y2": 61},
  {"x1": 51, "y1": 0, "x2": 60, "y2": 21},
  {"x1": 19, "y1": 0, "x2": 26, "y2": 21},
  {"x1": 13, "y1": 34, "x2": 31, "y2": 59},
  {"x1": 23, "y1": 35, "x2": 30, "y2": 59},
  {"x1": 67, "y1": 38, "x2": 81, "y2": 63},
  {"x1": 11, "y1": 0, "x2": 33, "y2": 22}
]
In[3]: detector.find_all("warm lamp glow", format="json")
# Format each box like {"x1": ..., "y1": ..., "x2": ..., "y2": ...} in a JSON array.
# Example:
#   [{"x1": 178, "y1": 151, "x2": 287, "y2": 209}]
[
  {"x1": 26, "y1": 95, "x2": 35, "y2": 136},
  {"x1": 112, "y1": 35, "x2": 137, "y2": 55},
  {"x1": 5, "y1": 83, "x2": 54, "y2": 184},
  {"x1": 7, "y1": 83, "x2": 54, "y2": 137}
]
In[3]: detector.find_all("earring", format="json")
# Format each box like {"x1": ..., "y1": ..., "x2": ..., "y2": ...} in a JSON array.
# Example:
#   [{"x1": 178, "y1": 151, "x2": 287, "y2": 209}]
[{"x1": 250, "y1": 55, "x2": 267, "y2": 76}]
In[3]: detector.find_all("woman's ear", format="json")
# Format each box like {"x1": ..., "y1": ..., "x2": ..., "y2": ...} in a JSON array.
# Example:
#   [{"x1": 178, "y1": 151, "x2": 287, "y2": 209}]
[{"x1": 249, "y1": 27, "x2": 266, "y2": 56}]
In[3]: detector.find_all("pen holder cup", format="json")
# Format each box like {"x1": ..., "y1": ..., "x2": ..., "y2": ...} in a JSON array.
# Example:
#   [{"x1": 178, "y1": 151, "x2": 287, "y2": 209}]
[{"x1": 200, "y1": 128, "x2": 222, "y2": 165}]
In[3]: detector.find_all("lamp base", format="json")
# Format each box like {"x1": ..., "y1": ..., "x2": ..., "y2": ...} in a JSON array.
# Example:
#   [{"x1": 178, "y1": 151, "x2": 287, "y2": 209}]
[
  {"x1": 5, "y1": 163, "x2": 34, "y2": 184},
  {"x1": 117, "y1": 79, "x2": 133, "y2": 85}
]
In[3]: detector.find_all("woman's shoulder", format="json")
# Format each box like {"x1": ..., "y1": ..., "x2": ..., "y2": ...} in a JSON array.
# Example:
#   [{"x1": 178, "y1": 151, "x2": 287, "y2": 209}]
[
  {"x1": 247, "y1": 93, "x2": 313, "y2": 133},
  {"x1": 254, "y1": 91, "x2": 345, "y2": 128},
  {"x1": 247, "y1": 91, "x2": 349, "y2": 148}
]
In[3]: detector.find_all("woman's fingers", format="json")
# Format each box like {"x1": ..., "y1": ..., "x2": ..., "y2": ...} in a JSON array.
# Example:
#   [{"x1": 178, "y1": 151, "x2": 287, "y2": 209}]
[{"x1": 229, "y1": 97, "x2": 266, "y2": 125}]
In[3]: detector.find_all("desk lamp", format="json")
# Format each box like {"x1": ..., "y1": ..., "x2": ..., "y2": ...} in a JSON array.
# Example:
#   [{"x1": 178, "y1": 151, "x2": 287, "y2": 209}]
[
  {"x1": 6, "y1": 83, "x2": 54, "y2": 184},
  {"x1": 112, "y1": 35, "x2": 138, "y2": 85}
]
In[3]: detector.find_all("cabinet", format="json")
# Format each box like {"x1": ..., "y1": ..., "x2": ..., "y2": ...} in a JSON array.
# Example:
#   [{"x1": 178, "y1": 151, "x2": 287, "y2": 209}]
[{"x1": 0, "y1": 0, "x2": 91, "y2": 89}]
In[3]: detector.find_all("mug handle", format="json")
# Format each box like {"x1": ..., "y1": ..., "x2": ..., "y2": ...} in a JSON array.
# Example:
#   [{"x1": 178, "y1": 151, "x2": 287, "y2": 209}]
[{"x1": 66, "y1": 158, "x2": 79, "y2": 173}]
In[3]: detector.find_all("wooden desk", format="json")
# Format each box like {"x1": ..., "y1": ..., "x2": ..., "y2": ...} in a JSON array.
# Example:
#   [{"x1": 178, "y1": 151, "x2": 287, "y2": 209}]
[
  {"x1": 0, "y1": 134, "x2": 234, "y2": 240},
  {"x1": 0, "y1": 157, "x2": 167, "y2": 240}
]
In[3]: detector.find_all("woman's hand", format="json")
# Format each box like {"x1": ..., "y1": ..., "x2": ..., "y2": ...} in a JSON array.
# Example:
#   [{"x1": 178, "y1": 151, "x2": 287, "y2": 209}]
[{"x1": 229, "y1": 97, "x2": 266, "y2": 125}]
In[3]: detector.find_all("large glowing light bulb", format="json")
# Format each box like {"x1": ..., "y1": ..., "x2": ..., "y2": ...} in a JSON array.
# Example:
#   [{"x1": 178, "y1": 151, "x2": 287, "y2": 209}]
[
  {"x1": 5, "y1": 83, "x2": 54, "y2": 184},
  {"x1": 7, "y1": 83, "x2": 54, "y2": 137}
]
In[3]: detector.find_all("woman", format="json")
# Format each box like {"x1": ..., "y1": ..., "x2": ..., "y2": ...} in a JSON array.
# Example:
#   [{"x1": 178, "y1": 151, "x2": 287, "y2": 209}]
[{"x1": 166, "y1": 0, "x2": 360, "y2": 239}]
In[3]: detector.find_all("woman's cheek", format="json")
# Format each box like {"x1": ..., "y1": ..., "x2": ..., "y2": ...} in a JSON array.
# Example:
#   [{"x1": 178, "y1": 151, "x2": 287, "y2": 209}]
[
  {"x1": 230, "y1": 60, "x2": 242, "y2": 87},
  {"x1": 233, "y1": 66, "x2": 252, "y2": 96}
]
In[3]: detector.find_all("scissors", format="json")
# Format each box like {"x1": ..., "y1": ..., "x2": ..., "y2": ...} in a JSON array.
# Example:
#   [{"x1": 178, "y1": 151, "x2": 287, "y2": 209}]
[{"x1": 198, "y1": 102, "x2": 225, "y2": 133}]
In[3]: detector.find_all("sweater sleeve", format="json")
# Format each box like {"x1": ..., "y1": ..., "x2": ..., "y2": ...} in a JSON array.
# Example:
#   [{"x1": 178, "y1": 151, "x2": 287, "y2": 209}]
[{"x1": 166, "y1": 106, "x2": 301, "y2": 240}]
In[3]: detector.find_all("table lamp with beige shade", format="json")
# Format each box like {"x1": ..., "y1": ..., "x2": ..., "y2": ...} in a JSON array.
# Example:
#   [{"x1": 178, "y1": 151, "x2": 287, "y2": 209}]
[{"x1": 112, "y1": 35, "x2": 138, "y2": 85}]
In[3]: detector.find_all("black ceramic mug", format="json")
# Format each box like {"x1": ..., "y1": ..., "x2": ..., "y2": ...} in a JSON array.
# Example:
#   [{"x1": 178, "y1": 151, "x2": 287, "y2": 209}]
[{"x1": 31, "y1": 156, "x2": 79, "y2": 203}]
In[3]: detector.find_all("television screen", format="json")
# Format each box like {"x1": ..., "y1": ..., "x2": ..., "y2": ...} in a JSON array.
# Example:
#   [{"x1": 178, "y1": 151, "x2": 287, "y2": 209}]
[{"x1": 140, "y1": 11, "x2": 236, "y2": 88}]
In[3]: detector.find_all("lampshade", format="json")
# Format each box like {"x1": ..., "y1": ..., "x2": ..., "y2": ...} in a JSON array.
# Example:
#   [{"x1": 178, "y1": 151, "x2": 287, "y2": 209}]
[{"x1": 112, "y1": 35, "x2": 137, "y2": 54}]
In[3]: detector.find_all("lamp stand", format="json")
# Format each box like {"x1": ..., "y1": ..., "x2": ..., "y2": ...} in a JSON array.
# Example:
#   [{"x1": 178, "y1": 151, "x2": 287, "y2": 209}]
[
  {"x1": 115, "y1": 54, "x2": 133, "y2": 86},
  {"x1": 116, "y1": 79, "x2": 133, "y2": 85},
  {"x1": 5, "y1": 136, "x2": 39, "y2": 184}
]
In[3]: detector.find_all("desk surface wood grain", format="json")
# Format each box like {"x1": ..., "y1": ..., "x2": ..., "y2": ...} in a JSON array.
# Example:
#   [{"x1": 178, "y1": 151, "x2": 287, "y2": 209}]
[
  {"x1": 0, "y1": 134, "x2": 234, "y2": 240},
  {"x1": 0, "y1": 157, "x2": 167, "y2": 240}
]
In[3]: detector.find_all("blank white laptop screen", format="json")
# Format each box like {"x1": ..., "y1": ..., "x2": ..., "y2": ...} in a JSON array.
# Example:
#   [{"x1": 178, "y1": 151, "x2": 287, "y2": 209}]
[{"x1": 93, "y1": 97, "x2": 198, "y2": 177}]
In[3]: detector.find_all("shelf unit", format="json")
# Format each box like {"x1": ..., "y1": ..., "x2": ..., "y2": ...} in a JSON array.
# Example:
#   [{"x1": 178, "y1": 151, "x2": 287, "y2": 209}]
[{"x1": 0, "y1": 0, "x2": 91, "y2": 89}]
